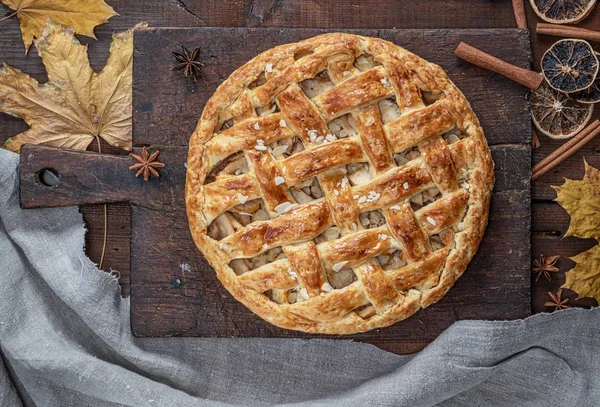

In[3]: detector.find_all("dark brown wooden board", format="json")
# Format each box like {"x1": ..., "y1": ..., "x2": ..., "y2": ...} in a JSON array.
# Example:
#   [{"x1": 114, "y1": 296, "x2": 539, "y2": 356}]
[{"x1": 19, "y1": 28, "x2": 532, "y2": 354}]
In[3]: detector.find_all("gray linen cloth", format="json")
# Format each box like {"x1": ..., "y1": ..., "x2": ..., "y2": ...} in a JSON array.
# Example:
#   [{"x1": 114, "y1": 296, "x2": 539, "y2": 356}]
[{"x1": 0, "y1": 148, "x2": 598, "y2": 407}]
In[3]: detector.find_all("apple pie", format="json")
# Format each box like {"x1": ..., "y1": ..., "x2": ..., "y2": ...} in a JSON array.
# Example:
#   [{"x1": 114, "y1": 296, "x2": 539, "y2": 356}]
[{"x1": 185, "y1": 33, "x2": 494, "y2": 334}]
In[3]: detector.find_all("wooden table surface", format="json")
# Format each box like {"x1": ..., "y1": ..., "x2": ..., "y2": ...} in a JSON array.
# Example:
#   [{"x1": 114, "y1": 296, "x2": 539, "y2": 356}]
[{"x1": 1, "y1": 0, "x2": 598, "y2": 312}]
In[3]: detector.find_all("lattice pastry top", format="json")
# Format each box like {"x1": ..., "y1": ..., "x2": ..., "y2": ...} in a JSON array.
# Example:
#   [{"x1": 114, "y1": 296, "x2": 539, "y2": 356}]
[{"x1": 186, "y1": 33, "x2": 494, "y2": 334}]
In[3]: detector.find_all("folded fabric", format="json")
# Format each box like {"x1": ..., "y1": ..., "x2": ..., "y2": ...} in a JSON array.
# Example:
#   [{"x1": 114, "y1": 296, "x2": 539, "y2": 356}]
[{"x1": 0, "y1": 148, "x2": 598, "y2": 407}]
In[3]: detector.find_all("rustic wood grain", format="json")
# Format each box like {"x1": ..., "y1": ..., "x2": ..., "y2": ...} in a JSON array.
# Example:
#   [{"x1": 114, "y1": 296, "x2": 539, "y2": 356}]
[
  {"x1": 139, "y1": 27, "x2": 533, "y2": 352},
  {"x1": 20, "y1": 146, "x2": 134, "y2": 207},
  {"x1": 82, "y1": 203, "x2": 132, "y2": 296},
  {"x1": 19, "y1": 145, "x2": 177, "y2": 209}
]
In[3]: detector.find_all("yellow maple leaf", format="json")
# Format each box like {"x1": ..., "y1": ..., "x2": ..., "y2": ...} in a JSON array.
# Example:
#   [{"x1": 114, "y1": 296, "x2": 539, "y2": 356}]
[
  {"x1": 554, "y1": 161, "x2": 600, "y2": 241},
  {"x1": 563, "y1": 246, "x2": 600, "y2": 303},
  {"x1": 1, "y1": 21, "x2": 147, "y2": 152},
  {"x1": 553, "y1": 161, "x2": 600, "y2": 302},
  {"x1": 1, "y1": 0, "x2": 118, "y2": 51}
]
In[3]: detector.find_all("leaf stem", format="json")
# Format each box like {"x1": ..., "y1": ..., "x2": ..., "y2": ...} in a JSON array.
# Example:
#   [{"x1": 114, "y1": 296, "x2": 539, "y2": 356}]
[
  {"x1": 0, "y1": 11, "x2": 17, "y2": 24},
  {"x1": 95, "y1": 135, "x2": 108, "y2": 270},
  {"x1": 100, "y1": 204, "x2": 107, "y2": 270}
]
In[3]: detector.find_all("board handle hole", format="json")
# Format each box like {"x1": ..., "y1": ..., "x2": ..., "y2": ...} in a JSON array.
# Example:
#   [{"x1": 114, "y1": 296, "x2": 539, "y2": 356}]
[{"x1": 36, "y1": 168, "x2": 60, "y2": 187}]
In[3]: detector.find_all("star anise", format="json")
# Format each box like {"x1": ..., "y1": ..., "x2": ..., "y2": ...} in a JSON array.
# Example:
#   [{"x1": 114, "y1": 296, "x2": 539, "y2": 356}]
[
  {"x1": 171, "y1": 46, "x2": 205, "y2": 78},
  {"x1": 532, "y1": 254, "x2": 560, "y2": 282},
  {"x1": 129, "y1": 147, "x2": 165, "y2": 181},
  {"x1": 544, "y1": 289, "x2": 570, "y2": 311}
]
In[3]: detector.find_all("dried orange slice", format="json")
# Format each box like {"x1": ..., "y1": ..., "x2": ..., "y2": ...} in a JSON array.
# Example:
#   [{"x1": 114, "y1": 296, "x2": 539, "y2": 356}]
[
  {"x1": 575, "y1": 53, "x2": 600, "y2": 103},
  {"x1": 530, "y1": 0, "x2": 597, "y2": 24},
  {"x1": 531, "y1": 81, "x2": 594, "y2": 139},
  {"x1": 542, "y1": 39, "x2": 598, "y2": 94}
]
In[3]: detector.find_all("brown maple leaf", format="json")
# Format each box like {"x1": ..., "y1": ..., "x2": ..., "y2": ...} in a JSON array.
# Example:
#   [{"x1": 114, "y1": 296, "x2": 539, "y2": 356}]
[
  {"x1": 1, "y1": 0, "x2": 118, "y2": 51},
  {"x1": 544, "y1": 289, "x2": 571, "y2": 311},
  {"x1": 532, "y1": 254, "x2": 560, "y2": 282},
  {"x1": 1, "y1": 21, "x2": 147, "y2": 152}
]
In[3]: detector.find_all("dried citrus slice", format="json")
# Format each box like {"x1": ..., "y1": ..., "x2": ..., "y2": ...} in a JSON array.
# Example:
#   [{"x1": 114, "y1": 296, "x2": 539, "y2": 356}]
[
  {"x1": 541, "y1": 39, "x2": 598, "y2": 94},
  {"x1": 529, "y1": 0, "x2": 597, "y2": 24},
  {"x1": 531, "y1": 81, "x2": 594, "y2": 139},
  {"x1": 575, "y1": 53, "x2": 600, "y2": 103}
]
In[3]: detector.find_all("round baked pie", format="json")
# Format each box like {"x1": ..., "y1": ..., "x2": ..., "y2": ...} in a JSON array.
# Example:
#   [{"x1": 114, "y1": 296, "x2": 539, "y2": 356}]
[{"x1": 185, "y1": 33, "x2": 494, "y2": 334}]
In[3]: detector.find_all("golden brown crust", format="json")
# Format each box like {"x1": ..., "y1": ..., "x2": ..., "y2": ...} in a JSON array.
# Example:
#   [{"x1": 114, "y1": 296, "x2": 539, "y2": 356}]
[{"x1": 185, "y1": 33, "x2": 494, "y2": 335}]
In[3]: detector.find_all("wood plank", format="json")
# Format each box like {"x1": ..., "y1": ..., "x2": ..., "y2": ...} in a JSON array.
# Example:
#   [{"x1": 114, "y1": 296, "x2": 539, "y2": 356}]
[
  {"x1": 82, "y1": 203, "x2": 132, "y2": 297},
  {"x1": 19, "y1": 146, "x2": 135, "y2": 208},
  {"x1": 20, "y1": 145, "x2": 186, "y2": 209},
  {"x1": 129, "y1": 27, "x2": 531, "y2": 352}
]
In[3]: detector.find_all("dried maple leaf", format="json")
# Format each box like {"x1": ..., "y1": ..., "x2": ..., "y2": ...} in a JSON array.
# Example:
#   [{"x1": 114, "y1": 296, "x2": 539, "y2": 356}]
[
  {"x1": 1, "y1": 21, "x2": 147, "y2": 152},
  {"x1": 1, "y1": 0, "x2": 118, "y2": 51},
  {"x1": 553, "y1": 161, "x2": 600, "y2": 241},
  {"x1": 553, "y1": 161, "x2": 600, "y2": 302},
  {"x1": 564, "y1": 245, "x2": 600, "y2": 302}
]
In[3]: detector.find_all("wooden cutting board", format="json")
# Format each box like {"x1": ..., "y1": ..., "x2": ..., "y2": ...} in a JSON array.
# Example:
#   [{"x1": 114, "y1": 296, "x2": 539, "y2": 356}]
[{"x1": 19, "y1": 28, "x2": 532, "y2": 354}]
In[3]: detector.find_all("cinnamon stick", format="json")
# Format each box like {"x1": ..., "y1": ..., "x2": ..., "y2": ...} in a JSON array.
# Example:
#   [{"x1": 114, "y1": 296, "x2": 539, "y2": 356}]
[
  {"x1": 532, "y1": 129, "x2": 541, "y2": 150},
  {"x1": 532, "y1": 120, "x2": 600, "y2": 180},
  {"x1": 454, "y1": 42, "x2": 544, "y2": 90},
  {"x1": 536, "y1": 23, "x2": 600, "y2": 42},
  {"x1": 512, "y1": 0, "x2": 528, "y2": 29}
]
